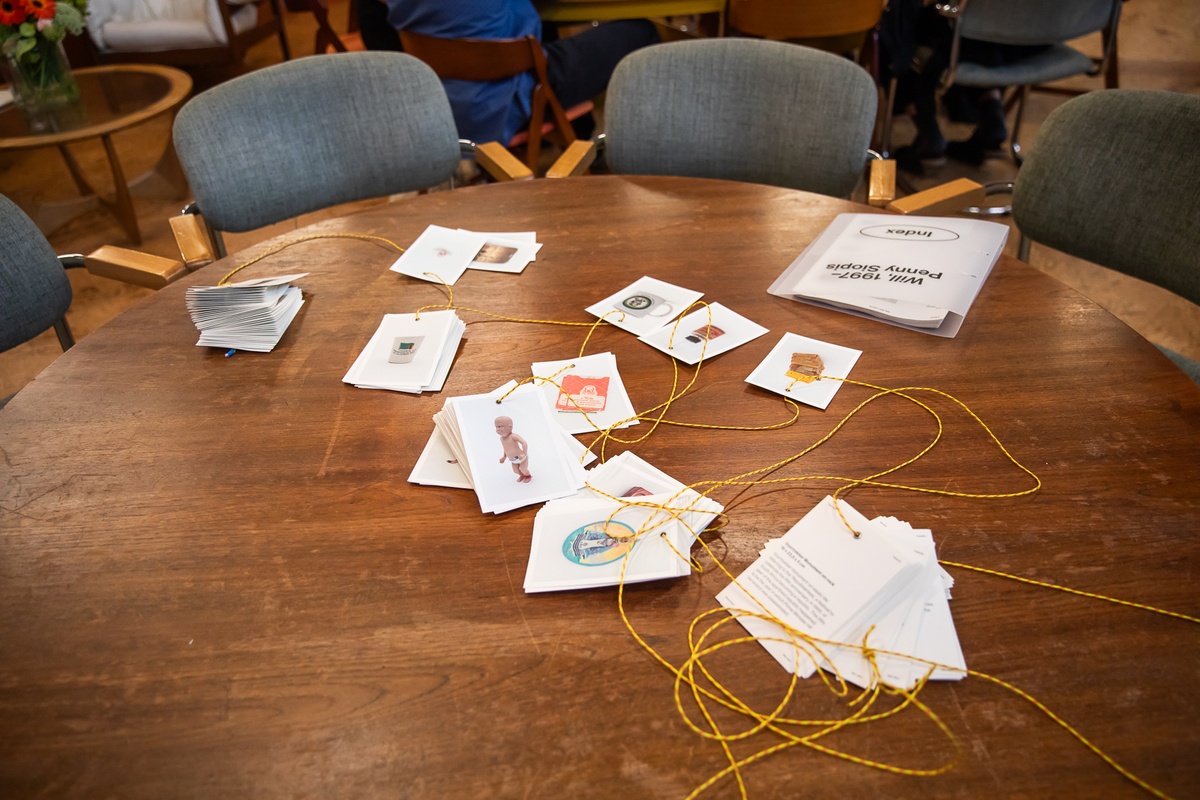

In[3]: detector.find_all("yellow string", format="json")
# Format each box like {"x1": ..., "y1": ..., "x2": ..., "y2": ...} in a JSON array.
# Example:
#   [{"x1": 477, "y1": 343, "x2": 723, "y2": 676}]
[
  {"x1": 217, "y1": 232, "x2": 406, "y2": 286},
  {"x1": 941, "y1": 560, "x2": 1200, "y2": 624},
  {"x1": 227, "y1": 234, "x2": 1185, "y2": 798}
]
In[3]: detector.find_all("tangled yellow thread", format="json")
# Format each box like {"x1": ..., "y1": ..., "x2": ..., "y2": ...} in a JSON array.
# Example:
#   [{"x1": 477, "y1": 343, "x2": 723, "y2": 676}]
[{"x1": 232, "y1": 232, "x2": 1191, "y2": 800}]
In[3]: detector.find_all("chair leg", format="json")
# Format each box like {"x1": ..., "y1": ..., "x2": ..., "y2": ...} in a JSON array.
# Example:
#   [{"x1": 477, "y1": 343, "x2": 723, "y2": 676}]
[
  {"x1": 526, "y1": 102, "x2": 545, "y2": 172},
  {"x1": 1009, "y1": 85, "x2": 1029, "y2": 167},
  {"x1": 54, "y1": 318, "x2": 75, "y2": 351},
  {"x1": 878, "y1": 77, "x2": 898, "y2": 158}
]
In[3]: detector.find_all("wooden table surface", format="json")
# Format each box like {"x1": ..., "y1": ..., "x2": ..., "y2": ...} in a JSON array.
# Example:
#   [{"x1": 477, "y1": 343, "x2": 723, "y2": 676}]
[{"x1": 2, "y1": 176, "x2": 1198, "y2": 799}]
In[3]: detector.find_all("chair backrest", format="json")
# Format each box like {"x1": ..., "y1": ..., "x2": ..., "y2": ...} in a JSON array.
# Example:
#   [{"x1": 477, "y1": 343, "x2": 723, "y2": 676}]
[
  {"x1": 604, "y1": 39, "x2": 878, "y2": 198},
  {"x1": 728, "y1": 0, "x2": 883, "y2": 41},
  {"x1": 398, "y1": 30, "x2": 575, "y2": 167},
  {"x1": 172, "y1": 52, "x2": 462, "y2": 234},
  {"x1": 0, "y1": 194, "x2": 73, "y2": 354},
  {"x1": 957, "y1": 0, "x2": 1120, "y2": 47},
  {"x1": 1012, "y1": 90, "x2": 1200, "y2": 305}
]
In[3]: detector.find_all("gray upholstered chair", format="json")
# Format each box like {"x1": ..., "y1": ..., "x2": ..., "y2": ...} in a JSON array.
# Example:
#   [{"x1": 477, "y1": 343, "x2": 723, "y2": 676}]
[
  {"x1": 1011, "y1": 89, "x2": 1200, "y2": 385},
  {"x1": 936, "y1": 0, "x2": 1123, "y2": 166},
  {"x1": 597, "y1": 38, "x2": 879, "y2": 198},
  {"x1": 0, "y1": 194, "x2": 77, "y2": 358},
  {"x1": 172, "y1": 51, "x2": 528, "y2": 258},
  {"x1": 547, "y1": 39, "x2": 985, "y2": 216}
]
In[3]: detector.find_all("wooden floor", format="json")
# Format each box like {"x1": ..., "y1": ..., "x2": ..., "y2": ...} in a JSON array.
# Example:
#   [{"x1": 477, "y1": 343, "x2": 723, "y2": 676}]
[{"x1": 1, "y1": 0, "x2": 1198, "y2": 399}]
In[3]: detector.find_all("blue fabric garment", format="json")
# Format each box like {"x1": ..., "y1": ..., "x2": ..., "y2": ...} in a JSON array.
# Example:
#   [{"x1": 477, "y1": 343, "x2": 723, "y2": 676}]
[{"x1": 386, "y1": 0, "x2": 540, "y2": 144}]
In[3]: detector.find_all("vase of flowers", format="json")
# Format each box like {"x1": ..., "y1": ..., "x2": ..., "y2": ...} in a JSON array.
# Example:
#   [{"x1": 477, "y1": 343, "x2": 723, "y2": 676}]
[{"x1": 1, "y1": 0, "x2": 88, "y2": 130}]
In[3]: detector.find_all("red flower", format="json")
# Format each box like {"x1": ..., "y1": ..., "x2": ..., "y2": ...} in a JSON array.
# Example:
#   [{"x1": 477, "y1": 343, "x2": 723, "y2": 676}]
[
  {"x1": 0, "y1": 0, "x2": 27, "y2": 25},
  {"x1": 23, "y1": 0, "x2": 54, "y2": 19}
]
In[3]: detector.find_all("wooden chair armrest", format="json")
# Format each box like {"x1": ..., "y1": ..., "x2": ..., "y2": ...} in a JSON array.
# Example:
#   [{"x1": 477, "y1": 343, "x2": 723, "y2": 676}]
[
  {"x1": 867, "y1": 159, "x2": 896, "y2": 208},
  {"x1": 84, "y1": 246, "x2": 187, "y2": 290},
  {"x1": 169, "y1": 213, "x2": 216, "y2": 271},
  {"x1": 546, "y1": 139, "x2": 598, "y2": 179},
  {"x1": 474, "y1": 141, "x2": 534, "y2": 182},
  {"x1": 886, "y1": 178, "x2": 986, "y2": 216}
]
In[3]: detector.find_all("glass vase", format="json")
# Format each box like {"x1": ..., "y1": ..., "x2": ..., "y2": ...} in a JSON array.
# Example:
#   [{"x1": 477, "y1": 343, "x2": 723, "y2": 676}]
[{"x1": 2, "y1": 38, "x2": 81, "y2": 133}]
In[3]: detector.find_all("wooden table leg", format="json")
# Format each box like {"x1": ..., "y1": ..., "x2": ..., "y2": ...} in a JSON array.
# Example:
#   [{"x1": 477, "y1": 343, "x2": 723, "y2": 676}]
[
  {"x1": 101, "y1": 133, "x2": 142, "y2": 245},
  {"x1": 57, "y1": 143, "x2": 97, "y2": 197}
]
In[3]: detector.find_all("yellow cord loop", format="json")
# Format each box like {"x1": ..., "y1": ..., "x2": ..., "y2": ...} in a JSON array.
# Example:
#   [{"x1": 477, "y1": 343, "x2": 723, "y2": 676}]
[{"x1": 236, "y1": 231, "x2": 1188, "y2": 800}]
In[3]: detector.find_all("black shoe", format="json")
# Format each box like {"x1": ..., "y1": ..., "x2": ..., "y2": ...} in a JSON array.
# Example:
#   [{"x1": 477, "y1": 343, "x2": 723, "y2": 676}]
[
  {"x1": 894, "y1": 136, "x2": 946, "y2": 174},
  {"x1": 946, "y1": 134, "x2": 1006, "y2": 166}
]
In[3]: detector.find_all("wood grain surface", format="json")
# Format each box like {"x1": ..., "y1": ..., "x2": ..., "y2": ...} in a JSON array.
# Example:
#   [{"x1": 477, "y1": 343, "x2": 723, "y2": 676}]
[{"x1": 2, "y1": 176, "x2": 1198, "y2": 799}]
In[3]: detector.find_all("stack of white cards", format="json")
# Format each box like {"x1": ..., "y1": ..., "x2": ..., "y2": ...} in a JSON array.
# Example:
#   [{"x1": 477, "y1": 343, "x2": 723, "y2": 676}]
[
  {"x1": 523, "y1": 452, "x2": 724, "y2": 593},
  {"x1": 585, "y1": 278, "x2": 769, "y2": 363},
  {"x1": 389, "y1": 225, "x2": 542, "y2": 285},
  {"x1": 342, "y1": 310, "x2": 464, "y2": 393},
  {"x1": 717, "y1": 496, "x2": 966, "y2": 690},
  {"x1": 185, "y1": 273, "x2": 307, "y2": 352},
  {"x1": 531, "y1": 352, "x2": 640, "y2": 435},
  {"x1": 431, "y1": 382, "x2": 589, "y2": 514}
]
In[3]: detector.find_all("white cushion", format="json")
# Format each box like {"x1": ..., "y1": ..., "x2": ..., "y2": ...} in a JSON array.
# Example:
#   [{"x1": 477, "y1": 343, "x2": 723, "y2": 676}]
[{"x1": 89, "y1": 0, "x2": 259, "y2": 51}]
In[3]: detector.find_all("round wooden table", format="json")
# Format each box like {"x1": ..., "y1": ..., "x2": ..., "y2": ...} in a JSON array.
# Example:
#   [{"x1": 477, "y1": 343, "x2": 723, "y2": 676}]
[
  {"x1": 1, "y1": 176, "x2": 1197, "y2": 799},
  {"x1": 0, "y1": 63, "x2": 192, "y2": 243}
]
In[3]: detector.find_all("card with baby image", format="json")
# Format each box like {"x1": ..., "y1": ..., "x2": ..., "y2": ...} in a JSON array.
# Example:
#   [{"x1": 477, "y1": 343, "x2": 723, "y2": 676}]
[
  {"x1": 389, "y1": 224, "x2": 485, "y2": 285},
  {"x1": 744, "y1": 332, "x2": 862, "y2": 410},
  {"x1": 463, "y1": 230, "x2": 543, "y2": 274},
  {"x1": 637, "y1": 302, "x2": 769, "y2": 365},
  {"x1": 449, "y1": 383, "x2": 588, "y2": 514},
  {"x1": 585, "y1": 276, "x2": 704, "y2": 336},
  {"x1": 531, "y1": 352, "x2": 639, "y2": 435}
]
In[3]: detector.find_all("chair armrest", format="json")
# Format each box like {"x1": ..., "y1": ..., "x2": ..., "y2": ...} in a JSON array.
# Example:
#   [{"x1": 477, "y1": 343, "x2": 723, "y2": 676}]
[
  {"x1": 867, "y1": 159, "x2": 896, "y2": 208},
  {"x1": 546, "y1": 140, "x2": 598, "y2": 179},
  {"x1": 885, "y1": 178, "x2": 986, "y2": 216},
  {"x1": 169, "y1": 213, "x2": 217, "y2": 271},
  {"x1": 474, "y1": 141, "x2": 534, "y2": 182},
  {"x1": 85, "y1": 246, "x2": 188, "y2": 290}
]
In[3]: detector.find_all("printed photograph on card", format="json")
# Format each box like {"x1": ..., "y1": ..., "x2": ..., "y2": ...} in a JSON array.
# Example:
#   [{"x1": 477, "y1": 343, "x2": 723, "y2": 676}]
[
  {"x1": 532, "y1": 352, "x2": 639, "y2": 435},
  {"x1": 464, "y1": 230, "x2": 543, "y2": 273},
  {"x1": 584, "y1": 276, "x2": 704, "y2": 336},
  {"x1": 523, "y1": 500, "x2": 693, "y2": 592},
  {"x1": 389, "y1": 224, "x2": 485, "y2": 285},
  {"x1": 638, "y1": 302, "x2": 769, "y2": 365},
  {"x1": 744, "y1": 333, "x2": 862, "y2": 410},
  {"x1": 408, "y1": 426, "x2": 472, "y2": 489},
  {"x1": 455, "y1": 385, "x2": 585, "y2": 513}
]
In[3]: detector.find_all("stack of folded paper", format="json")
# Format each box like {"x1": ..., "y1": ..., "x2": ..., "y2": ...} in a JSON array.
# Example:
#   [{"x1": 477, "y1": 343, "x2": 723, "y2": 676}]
[
  {"x1": 523, "y1": 452, "x2": 724, "y2": 593},
  {"x1": 342, "y1": 310, "x2": 464, "y2": 394},
  {"x1": 717, "y1": 496, "x2": 966, "y2": 690},
  {"x1": 185, "y1": 273, "x2": 307, "y2": 352}
]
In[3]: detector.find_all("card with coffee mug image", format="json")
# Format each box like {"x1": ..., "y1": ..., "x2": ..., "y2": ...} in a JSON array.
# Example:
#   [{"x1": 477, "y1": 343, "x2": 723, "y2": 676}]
[{"x1": 585, "y1": 276, "x2": 703, "y2": 336}]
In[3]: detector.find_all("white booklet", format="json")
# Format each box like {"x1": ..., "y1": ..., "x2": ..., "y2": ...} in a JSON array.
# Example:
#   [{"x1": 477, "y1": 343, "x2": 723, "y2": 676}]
[
  {"x1": 342, "y1": 310, "x2": 463, "y2": 393},
  {"x1": 768, "y1": 214, "x2": 1008, "y2": 338},
  {"x1": 185, "y1": 273, "x2": 308, "y2": 353},
  {"x1": 716, "y1": 496, "x2": 927, "y2": 680}
]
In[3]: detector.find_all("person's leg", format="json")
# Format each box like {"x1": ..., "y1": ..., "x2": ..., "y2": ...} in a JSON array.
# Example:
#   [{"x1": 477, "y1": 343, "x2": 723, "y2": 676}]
[
  {"x1": 542, "y1": 19, "x2": 660, "y2": 110},
  {"x1": 358, "y1": 0, "x2": 403, "y2": 52}
]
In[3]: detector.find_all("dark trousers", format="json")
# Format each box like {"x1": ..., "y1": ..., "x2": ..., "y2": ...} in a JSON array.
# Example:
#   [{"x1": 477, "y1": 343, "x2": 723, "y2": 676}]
[{"x1": 543, "y1": 19, "x2": 660, "y2": 110}]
